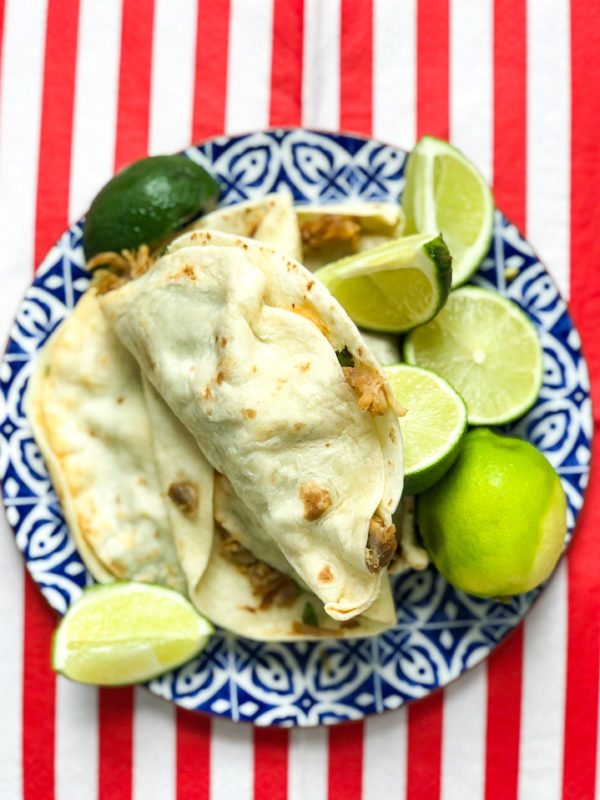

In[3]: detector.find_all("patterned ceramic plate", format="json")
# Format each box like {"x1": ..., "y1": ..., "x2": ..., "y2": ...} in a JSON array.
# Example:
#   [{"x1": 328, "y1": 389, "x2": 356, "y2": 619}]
[{"x1": 0, "y1": 130, "x2": 592, "y2": 727}]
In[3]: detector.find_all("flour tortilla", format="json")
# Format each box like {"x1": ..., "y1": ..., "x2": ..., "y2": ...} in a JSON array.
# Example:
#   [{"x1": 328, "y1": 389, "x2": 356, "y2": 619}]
[
  {"x1": 193, "y1": 537, "x2": 398, "y2": 641},
  {"x1": 296, "y1": 201, "x2": 405, "y2": 269},
  {"x1": 102, "y1": 229, "x2": 403, "y2": 621},
  {"x1": 26, "y1": 288, "x2": 213, "y2": 593},
  {"x1": 189, "y1": 192, "x2": 302, "y2": 261}
]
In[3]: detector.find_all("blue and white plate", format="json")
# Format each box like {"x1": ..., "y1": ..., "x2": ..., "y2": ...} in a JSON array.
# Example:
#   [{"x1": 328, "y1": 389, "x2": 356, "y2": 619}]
[{"x1": 0, "y1": 129, "x2": 592, "y2": 727}]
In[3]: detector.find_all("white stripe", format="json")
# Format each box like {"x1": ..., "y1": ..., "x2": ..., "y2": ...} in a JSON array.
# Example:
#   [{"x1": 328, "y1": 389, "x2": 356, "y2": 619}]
[
  {"x1": 526, "y1": 0, "x2": 571, "y2": 299},
  {"x1": 225, "y1": 0, "x2": 273, "y2": 134},
  {"x1": 518, "y1": 561, "x2": 567, "y2": 800},
  {"x1": 149, "y1": 0, "x2": 197, "y2": 155},
  {"x1": 302, "y1": 0, "x2": 340, "y2": 130},
  {"x1": 449, "y1": 0, "x2": 493, "y2": 183},
  {"x1": 288, "y1": 726, "x2": 328, "y2": 800},
  {"x1": 133, "y1": 688, "x2": 177, "y2": 800},
  {"x1": 362, "y1": 708, "x2": 408, "y2": 800},
  {"x1": 0, "y1": 0, "x2": 47, "y2": 338},
  {"x1": 0, "y1": 0, "x2": 47, "y2": 793},
  {"x1": 210, "y1": 717, "x2": 254, "y2": 800},
  {"x1": 55, "y1": 680, "x2": 99, "y2": 800},
  {"x1": 68, "y1": 0, "x2": 121, "y2": 223},
  {"x1": 373, "y1": 0, "x2": 416, "y2": 149},
  {"x1": 441, "y1": 662, "x2": 486, "y2": 800}
]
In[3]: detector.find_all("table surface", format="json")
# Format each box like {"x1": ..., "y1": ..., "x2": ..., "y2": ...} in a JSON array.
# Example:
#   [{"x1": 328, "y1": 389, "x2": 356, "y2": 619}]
[{"x1": 0, "y1": 1, "x2": 599, "y2": 799}]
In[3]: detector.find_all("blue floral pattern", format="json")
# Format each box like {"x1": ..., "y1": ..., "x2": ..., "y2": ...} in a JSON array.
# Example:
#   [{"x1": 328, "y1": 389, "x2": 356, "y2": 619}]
[{"x1": 0, "y1": 130, "x2": 592, "y2": 726}]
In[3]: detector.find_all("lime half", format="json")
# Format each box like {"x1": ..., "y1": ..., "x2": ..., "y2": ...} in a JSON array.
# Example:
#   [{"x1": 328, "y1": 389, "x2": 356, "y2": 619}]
[
  {"x1": 402, "y1": 136, "x2": 494, "y2": 287},
  {"x1": 384, "y1": 364, "x2": 468, "y2": 494},
  {"x1": 418, "y1": 428, "x2": 567, "y2": 597},
  {"x1": 403, "y1": 286, "x2": 543, "y2": 425},
  {"x1": 52, "y1": 582, "x2": 213, "y2": 685},
  {"x1": 315, "y1": 232, "x2": 452, "y2": 333}
]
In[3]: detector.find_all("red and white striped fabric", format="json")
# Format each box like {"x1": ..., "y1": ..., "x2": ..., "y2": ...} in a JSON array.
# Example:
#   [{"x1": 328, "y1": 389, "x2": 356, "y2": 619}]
[{"x1": 0, "y1": 1, "x2": 598, "y2": 798}]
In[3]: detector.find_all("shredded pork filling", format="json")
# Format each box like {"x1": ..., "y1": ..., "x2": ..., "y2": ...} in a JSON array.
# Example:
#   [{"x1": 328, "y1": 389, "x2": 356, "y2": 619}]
[
  {"x1": 219, "y1": 530, "x2": 298, "y2": 609},
  {"x1": 365, "y1": 515, "x2": 397, "y2": 572},
  {"x1": 300, "y1": 214, "x2": 361, "y2": 251}
]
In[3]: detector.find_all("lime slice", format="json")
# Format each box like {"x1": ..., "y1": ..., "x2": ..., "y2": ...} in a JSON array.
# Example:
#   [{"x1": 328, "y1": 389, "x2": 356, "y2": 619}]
[
  {"x1": 403, "y1": 286, "x2": 543, "y2": 425},
  {"x1": 314, "y1": 233, "x2": 452, "y2": 333},
  {"x1": 52, "y1": 582, "x2": 213, "y2": 685},
  {"x1": 384, "y1": 364, "x2": 467, "y2": 494},
  {"x1": 402, "y1": 136, "x2": 494, "y2": 287}
]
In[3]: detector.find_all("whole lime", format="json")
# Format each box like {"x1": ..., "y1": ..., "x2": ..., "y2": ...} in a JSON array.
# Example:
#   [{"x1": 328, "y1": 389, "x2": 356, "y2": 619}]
[
  {"x1": 417, "y1": 428, "x2": 567, "y2": 597},
  {"x1": 82, "y1": 155, "x2": 220, "y2": 260}
]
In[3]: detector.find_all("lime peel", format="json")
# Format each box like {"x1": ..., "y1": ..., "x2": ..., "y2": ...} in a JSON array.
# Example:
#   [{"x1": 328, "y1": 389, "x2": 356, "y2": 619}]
[
  {"x1": 403, "y1": 285, "x2": 543, "y2": 425},
  {"x1": 384, "y1": 363, "x2": 468, "y2": 494},
  {"x1": 52, "y1": 582, "x2": 213, "y2": 686},
  {"x1": 402, "y1": 136, "x2": 494, "y2": 287},
  {"x1": 315, "y1": 232, "x2": 452, "y2": 333}
]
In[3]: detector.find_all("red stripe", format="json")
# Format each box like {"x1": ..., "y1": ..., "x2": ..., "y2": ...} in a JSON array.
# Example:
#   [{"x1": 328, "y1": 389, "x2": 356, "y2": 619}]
[
  {"x1": 96, "y1": 3, "x2": 156, "y2": 793},
  {"x1": 416, "y1": 0, "x2": 449, "y2": 140},
  {"x1": 492, "y1": 0, "x2": 527, "y2": 231},
  {"x1": 269, "y1": 0, "x2": 304, "y2": 127},
  {"x1": 328, "y1": 721, "x2": 363, "y2": 800},
  {"x1": 484, "y1": 628, "x2": 524, "y2": 800},
  {"x1": 192, "y1": 0, "x2": 230, "y2": 142},
  {"x1": 484, "y1": 5, "x2": 528, "y2": 798},
  {"x1": 114, "y1": 0, "x2": 155, "y2": 172},
  {"x1": 22, "y1": 574, "x2": 57, "y2": 800},
  {"x1": 254, "y1": 727, "x2": 288, "y2": 800},
  {"x1": 25, "y1": 1, "x2": 80, "y2": 795},
  {"x1": 33, "y1": 0, "x2": 80, "y2": 266},
  {"x1": 406, "y1": 692, "x2": 443, "y2": 800},
  {"x1": 98, "y1": 688, "x2": 134, "y2": 800},
  {"x1": 563, "y1": 3, "x2": 600, "y2": 798},
  {"x1": 408, "y1": 3, "x2": 449, "y2": 793},
  {"x1": 340, "y1": 0, "x2": 373, "y2": 136},
  {"x1": 175, "y1": 709, "x2": 211, "y2": 800}
]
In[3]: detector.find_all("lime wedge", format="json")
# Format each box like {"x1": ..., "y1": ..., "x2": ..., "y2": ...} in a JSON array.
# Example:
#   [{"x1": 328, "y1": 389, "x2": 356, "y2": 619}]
[
  {"x1": 384, "y1": 364, "x2": 467, "y2": 494},
  {"x1": 314, "y1": 233, "x2": 452, "y2": 333},
  {"x1": 402, "y1": 136, "x2": 494, "y2": 287},
  {"x1": 52, "y1": 582, "x2": 213, "y2": 685},
  {"x1": 403, "y1": 286, "x2": 543, "y2": 425}
]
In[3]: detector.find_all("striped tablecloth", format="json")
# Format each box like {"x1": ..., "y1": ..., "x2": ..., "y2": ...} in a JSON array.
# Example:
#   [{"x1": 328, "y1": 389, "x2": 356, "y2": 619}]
[{"x1": 0, "y1": 1, "x2": 598, "y2": 798}]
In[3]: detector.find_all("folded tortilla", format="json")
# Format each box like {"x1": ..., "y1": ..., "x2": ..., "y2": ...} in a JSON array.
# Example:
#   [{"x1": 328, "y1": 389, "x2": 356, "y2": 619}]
[
  {"x1": 102, "y1": 230, "x2": 404, "y2": 621},
  {"x1": 189, "y1": 192, "x2": 302, "y2": 262},
  {"x1": 193, "y1": 530, "x2": 398, "y2": 641},
  {"x1": 26, "y1": 288, "x2": 214, "y2": 594},
  {"x1": 296, "y1": 201, "x2": 405, "y2": 270}
]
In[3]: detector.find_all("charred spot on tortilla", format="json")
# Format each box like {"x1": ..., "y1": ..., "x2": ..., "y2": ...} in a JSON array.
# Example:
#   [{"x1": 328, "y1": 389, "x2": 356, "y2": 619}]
[
  {"x1": 170, "y1": 264, "x2": 196, "y2": 281},
  {"x1": 318, "y1": 565, "x2": 334, "y2": 583},
  {"x1": 167, "y1": 481, "x2": 199, "y2": 516},
  {"x1": 300, "y1": 481, "x2": 332, "y2": 522},
  {"x1": 294, "y1": 422, "x2": 304, "y2": 430},
  {"x1": 241, "y1": 408, "x2": 257, "y2": 419},
  {"x1": 365, "y1": 516, "x2": 397, "y2": 572},
  {"x1": 335, "y1": 346, "x2": 355, "y2": 368},
  {"x1": 216, "y1": 371, "x2": 226, "y2": 384}
]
